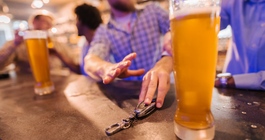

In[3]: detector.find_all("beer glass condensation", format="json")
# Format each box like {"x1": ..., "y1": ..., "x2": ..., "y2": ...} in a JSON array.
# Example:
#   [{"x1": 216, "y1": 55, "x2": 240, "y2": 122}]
[
  {"x1": 169, "y1": 0, "x2": 221, "y2": 139},
  {"x1": 24, "y1": 30, "x2": 54, "y2": 95}
]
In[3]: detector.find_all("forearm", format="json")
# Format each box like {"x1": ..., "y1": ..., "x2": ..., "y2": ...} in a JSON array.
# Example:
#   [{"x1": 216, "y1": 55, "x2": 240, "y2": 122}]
[
  {"x1": 55, "y1": 52, "x2": 81, "y2": 74},
  {"x1": 233, "y1": 71, "x2": 265, "y2": 90},
  {"x1": 84, "y1": 54, "x2": 112, "y2": 81},
  {"x1": 0, "y1": 41, "x2": 17, "y2": 69},
  {"x1": 162, "y1": 32, "x2": 172, "y2": 56}
]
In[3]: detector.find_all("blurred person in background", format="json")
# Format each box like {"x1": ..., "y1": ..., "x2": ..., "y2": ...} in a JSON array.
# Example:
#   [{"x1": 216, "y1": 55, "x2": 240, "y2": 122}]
[
  {"x1": 83, "y1": 0, "x2": 173, "y2": 108},
  {"x1": 0, "y1": 11, "x2": 80, "y2": 74},
  {"x1": 74, "y1": 3, "x2": 103, "y2": 75},
  {"x1": 214, "y1": 0, "x2": 265, "y2": 90},
  {"x1": 163, "y1": 0, "x2": 265, "y2": 90}
]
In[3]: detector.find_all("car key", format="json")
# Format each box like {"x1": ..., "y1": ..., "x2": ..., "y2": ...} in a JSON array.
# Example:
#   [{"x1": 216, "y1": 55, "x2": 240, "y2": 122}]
[{"x1": 105, "y1": 98, "x2": 157, "y2": 135}]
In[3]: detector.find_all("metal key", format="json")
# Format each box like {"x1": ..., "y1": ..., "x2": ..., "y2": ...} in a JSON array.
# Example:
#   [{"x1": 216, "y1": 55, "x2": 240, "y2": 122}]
[{"x1": 105, "y1": 98, "x2": 157, "y2": 136}]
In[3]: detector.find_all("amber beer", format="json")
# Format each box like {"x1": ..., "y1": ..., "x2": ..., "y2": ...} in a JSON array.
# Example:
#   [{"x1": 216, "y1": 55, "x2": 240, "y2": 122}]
[
  {"x1": 47, "y1": 37, "x2": 54, "y2": 48},
  {"x1": 24, "y1": 30, "x2": 54, "y2": 95},
  {"x1": 170, "y1": 7, "x2": 220, "y2": 139}
]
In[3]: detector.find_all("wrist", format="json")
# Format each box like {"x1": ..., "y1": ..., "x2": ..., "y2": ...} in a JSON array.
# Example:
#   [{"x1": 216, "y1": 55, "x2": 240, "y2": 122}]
[{"x1": 157, "y1": 56, "x2": 173, "y2": 73}]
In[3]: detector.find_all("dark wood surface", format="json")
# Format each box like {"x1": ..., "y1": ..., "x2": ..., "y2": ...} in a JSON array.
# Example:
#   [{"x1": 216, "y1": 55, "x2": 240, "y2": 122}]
[{"x1": 0, "y1": 72, "x2": 265, "y2": 140}]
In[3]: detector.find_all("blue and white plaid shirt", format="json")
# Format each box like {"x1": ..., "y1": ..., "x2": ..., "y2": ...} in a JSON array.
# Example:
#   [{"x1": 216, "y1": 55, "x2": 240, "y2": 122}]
[{"x1": 87, "y1": 2, "x2": 170, "y2": 80}]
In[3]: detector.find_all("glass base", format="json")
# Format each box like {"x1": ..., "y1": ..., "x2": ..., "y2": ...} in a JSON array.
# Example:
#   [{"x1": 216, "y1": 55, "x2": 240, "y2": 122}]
[
  {"x1": 174, "y1": 122, "x2": 215, "y2": 140},
  {"x1": 34, "y1": 85, "x2": 55, "y2": 95}
]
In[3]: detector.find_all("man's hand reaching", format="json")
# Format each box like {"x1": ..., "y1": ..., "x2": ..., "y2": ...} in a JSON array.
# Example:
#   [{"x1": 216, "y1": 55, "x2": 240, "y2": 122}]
[{"x1": 103, "y1": 53, "x2": 145, "y2": 84}]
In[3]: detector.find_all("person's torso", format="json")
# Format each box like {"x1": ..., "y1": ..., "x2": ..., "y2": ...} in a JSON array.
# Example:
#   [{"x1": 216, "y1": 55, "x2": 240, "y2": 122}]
[
  {"x1": 223, "y1": 0, "x2": 265, "y2": 74},
  {"x1": 105, "y1": 4, "x2": 166, "y2": 80}
]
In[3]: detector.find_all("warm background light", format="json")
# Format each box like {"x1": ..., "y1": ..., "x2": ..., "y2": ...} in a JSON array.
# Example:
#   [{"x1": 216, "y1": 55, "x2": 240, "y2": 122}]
[
  {"x1": 51, "y1": 27, "x2": 57, "y2": 33},
  {"x1": 0, "y1": 15, "x2": 10, "y2": 23},
  {"x1": 31, "y1": 0, "x2": 44, "y2": 9},
  {"x1": 43, "y1": 0, "x2": 49, "y2": 4}
]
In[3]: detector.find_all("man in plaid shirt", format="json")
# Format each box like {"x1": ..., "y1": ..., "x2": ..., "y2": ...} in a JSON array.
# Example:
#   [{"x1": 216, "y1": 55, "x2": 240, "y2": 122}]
[{"x1": 84, "y1": 0, "x2": 173, "y2": 108}]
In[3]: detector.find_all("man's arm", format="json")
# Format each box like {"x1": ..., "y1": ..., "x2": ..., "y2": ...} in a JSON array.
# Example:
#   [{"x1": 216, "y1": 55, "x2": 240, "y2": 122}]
[
  {"x1": 142, "y1": 3, "x2": 173, "y2": 107},
  {"x1": 162, "y1": 32, "x2": 172, "y2": 56},
  {"x1": 84, "y1": 53, "x2": 145, "y2": 83},
  {"x1": 215, "y1": 71, "x2": 265, "y2": 90},
  {"x1": 0, "y1": 30, "x2": 23, "y2": 69},
  {"x1": 139, "y1": 56, "x2": 173, "y2": 108},
  {"x1": 50, "y1": 40, "x2": 81, "y2": 74},
  {"x1": 51, "y1": 49, "x2": 81, "y2": 74}
]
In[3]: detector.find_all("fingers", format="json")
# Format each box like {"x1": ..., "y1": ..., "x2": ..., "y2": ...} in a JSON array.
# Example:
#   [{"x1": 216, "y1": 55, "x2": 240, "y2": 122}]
[
  {"x1": 144, "y1": 71, "x2": 158, "y2": 105},
  {"x1": 103, "y1": 53, "x2": 137, "y2": 84},
  {"x1": 123, "y1": 53, "x2": 137, "y2": 61},
  {"x1": 115, "y1": 60, "x2": 131, "y2": 70},
  {"x1": 156, "y1": 73, "x2": 170, "y2": 108},
  {"x1": 119, "y1": 69, "x2": 145, "y2": 78},
  {"x1": 103, "y1": 60, "x2": 131, "y2": 83},
  {"x1": 139, "y1": 70, "x2": 170, "y2": 108},
  {"x1": 139, "y1": 73, "x2": 151, "y2": 104},
  {"x1": 103, "y1": 68, "x2": 121, "y2": 84},
  {"x1": 127, "y1": 69, "x2": 145, "y2": 76}
]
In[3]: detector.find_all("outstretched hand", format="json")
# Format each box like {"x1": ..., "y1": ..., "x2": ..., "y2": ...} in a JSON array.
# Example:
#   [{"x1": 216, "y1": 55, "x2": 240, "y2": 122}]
[{"x1": 103, "y1": 53, "x2": 145, "y2": 84}]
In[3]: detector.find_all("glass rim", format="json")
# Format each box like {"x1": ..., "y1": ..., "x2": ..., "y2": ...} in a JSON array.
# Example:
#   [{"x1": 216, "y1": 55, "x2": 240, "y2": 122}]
[{"x1": 23, "y1": 30, "x2": 47, "y2": 39}]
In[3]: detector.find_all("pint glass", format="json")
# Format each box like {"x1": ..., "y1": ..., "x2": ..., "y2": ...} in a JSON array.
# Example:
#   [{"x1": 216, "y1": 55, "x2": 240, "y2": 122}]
[
  {"x1": 24, "y1": 30, "x2": 54, "y2": 95},
  {"x1": 169, "y1": 0, "x2": 221, "y2": 139}
]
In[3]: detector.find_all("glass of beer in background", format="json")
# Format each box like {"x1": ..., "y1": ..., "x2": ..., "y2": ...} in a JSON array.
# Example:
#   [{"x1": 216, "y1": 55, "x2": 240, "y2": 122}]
[
  {"x1": 24, "y1": 30, "x2": 54, "y2": 95},
  {"x1": 169, "y1": 0, "x2": 221, "y2": 139}
]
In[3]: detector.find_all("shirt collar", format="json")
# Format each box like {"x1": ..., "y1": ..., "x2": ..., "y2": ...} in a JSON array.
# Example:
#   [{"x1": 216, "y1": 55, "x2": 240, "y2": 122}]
[{"x1": 108, "y1": 11, "x2": 138, "y2": 31}]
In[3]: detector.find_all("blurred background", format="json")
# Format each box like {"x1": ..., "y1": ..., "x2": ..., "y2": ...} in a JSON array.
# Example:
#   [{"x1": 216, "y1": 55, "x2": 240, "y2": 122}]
[{"x1": 0, "y1": 0, "x2": 231, "y2": 73}]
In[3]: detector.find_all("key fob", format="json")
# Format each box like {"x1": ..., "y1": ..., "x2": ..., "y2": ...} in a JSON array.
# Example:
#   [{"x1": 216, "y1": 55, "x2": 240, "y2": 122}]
[{"x1": 135, "y1": 98, "x2": 156, "y2": 118}]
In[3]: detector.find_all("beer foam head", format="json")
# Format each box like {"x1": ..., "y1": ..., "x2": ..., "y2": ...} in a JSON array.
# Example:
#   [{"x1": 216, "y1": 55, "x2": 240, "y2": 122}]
[
  {"x1": 170, "y1": 7, "x2": 220, "y2": 20},
  {"x1": 23, "y1": 30, "x2": 47, "y2": 39}
]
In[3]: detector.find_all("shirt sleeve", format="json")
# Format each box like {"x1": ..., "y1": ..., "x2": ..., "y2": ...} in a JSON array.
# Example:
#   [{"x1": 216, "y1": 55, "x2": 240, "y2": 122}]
[
  {"x1": 0, "y1": 41, "x2": 17, "y2": 70},
  {"x1": 220, "y1": 0, "x2": 231, "y2": 30},
  {"x1": 87, "y1": 25, "x2": 111, "y2": 61},
  {"x1": 233, "y1": 71, "x2": 265, "y2": 90},
  {"x1": 148, "y1": 2, "x2": 170, "y2": 35}
]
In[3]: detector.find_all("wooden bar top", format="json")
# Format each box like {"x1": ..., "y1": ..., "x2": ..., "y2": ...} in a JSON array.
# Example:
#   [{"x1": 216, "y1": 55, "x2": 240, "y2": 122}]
[{"x1": 0, "y1": 72, "x2": 264, "y2": 140}]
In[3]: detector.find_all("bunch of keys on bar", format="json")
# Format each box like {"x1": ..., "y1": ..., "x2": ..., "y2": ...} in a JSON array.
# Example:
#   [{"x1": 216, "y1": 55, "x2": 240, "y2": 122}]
[{"x1": 105, "y1": 98, "x2": 157, "y2": 135}]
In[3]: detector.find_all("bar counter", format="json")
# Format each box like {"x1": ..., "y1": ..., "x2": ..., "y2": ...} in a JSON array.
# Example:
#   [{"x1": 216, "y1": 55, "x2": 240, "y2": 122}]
[{"x1": 0, "y1": 72, "x2": 265, "y2": 140}]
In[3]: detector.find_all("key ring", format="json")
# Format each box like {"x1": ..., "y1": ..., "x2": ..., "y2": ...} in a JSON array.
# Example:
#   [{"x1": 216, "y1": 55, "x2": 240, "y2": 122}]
[
  {"x1": 105, "y1": 98, "x2": 157, "y2": 136},
  {"x1": 105, "y1": 119, "x2": 132, "y2": 135}
]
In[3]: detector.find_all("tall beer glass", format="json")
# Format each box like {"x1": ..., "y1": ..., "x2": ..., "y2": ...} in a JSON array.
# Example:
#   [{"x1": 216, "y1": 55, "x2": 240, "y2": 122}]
[
  {"x1": 169, "y1": 0, "x2": 221, "y2": 139},
  {"x1": 24, "y1": 30, "x2": 54, "y2": 95}
]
